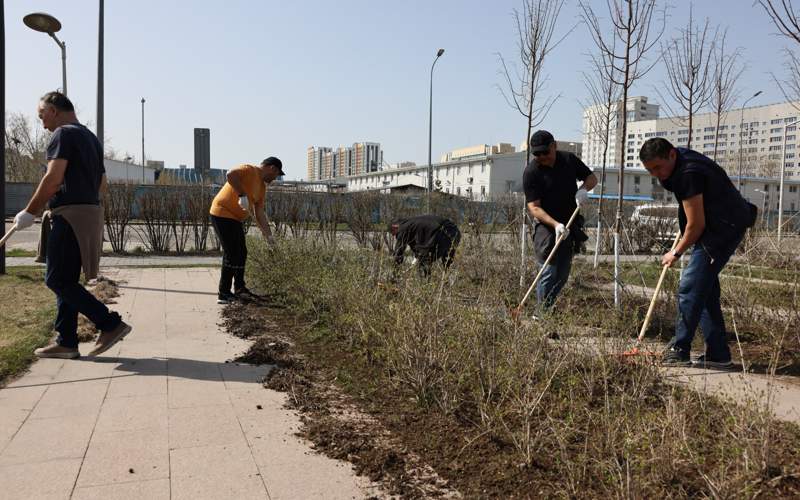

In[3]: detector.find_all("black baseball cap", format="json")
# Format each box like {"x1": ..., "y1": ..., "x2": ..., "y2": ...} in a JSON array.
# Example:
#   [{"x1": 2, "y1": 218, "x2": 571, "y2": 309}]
[
  {"x1": 530, "y1": 130, "x2": 555, "y2": 153},
  {"x1": 261, "y1": 157, "x2": 284, "y2": 176}
]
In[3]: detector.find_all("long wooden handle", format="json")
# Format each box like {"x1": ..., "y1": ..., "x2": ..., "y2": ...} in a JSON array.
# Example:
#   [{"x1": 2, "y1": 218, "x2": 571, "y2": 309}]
[
  {"x1": 0, "y1": 225, "x2": 18, "y2": 248},
  {"x1": 637, "y1": 231, "x2": 682, "y2": 341},
  {"x1": 517, "y1": 206, "x2": 581, "y2": 311}
]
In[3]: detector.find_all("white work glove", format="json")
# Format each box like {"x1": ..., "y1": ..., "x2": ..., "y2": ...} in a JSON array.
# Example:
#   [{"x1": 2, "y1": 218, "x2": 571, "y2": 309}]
[
  {"x1": 575, "y1": 188, "x2": 589, "y2": 206},
  {"x1": 555, "y1": 223, "x2": 569, "y2": 241},
  {"x1": 239, "y1": 196, "x2": 249, "y2": 211},
  {"x1": 13, "y1": 210, "x2": 35, "y2": 230}
]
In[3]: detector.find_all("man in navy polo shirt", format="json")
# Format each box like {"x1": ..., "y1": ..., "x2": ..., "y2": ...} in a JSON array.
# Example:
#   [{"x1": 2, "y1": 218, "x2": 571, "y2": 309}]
[
  {"x1": 639, "y1": 138, "x2": 757, "y2": 367},
  {"x1": 523, "y1": 130, "x2": 597, "y2": 310}
]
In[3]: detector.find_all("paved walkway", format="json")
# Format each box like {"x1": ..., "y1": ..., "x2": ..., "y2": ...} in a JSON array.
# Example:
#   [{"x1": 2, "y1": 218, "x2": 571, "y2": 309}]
[
  {"x1": 5, "y1": 256, "x2": 221, "y2": 268},
  {"x1": 0, "y1": 267, "x2": 377, "y2": 500}
]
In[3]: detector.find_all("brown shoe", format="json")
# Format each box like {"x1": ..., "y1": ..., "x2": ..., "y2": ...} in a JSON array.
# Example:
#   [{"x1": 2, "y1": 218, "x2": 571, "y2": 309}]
[
  {"x1": 34, "y1": 344, "x2": 80, "y2": 359},
  {"x1": 88, "y1": 321, "x2": 132, "y2": 356}
]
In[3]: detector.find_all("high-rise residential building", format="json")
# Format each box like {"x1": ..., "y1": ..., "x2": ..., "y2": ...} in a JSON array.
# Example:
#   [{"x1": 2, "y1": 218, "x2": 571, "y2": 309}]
[
  {"x1": 582, "y1": 96, "x2": 659, "y2": 168},
  {"x1": 306, "y1": 142, "x2": 383, "y2": 181},
  {"x1": 583, "y1": 96, "x2": 800, "y2": 181},
  {"x1": 194, "y1": 128, "x2": 211, "y2": 172}
]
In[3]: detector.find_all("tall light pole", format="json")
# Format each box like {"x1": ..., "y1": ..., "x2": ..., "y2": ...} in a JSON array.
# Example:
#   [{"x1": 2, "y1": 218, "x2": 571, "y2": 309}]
[
  {"x1": 737, "y1": 90, "x2": 762, "y2": 191},
  {"x1": 97, "y1": 0, "x2": 104, "y2": 148},
  {"x1": 141, "y1": 98, "x2": 146, "y2": 183},
  {"x1": 23, "y1": 12, "x2": 67, "y2": 95},
  {"x1": 778, "y1": 117, "x2": 799, "y2": 245},
  {"x1": 2, "y1": 0, "x2": 7, "y2": 275},
  {"x1": 427, "y1": 48, "x2": 445, "y2": 211}
]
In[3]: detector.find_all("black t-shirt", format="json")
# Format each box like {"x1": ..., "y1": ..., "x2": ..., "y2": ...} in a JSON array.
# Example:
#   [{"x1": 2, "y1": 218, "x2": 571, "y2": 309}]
[
  {"x1": 393, "y1": 215, "x2": 456, "y2": 263},
  {"x1": 522, "y1": 151, "x2": 592, "y2": 224},
  {"x1": 660, "y1": 147, "x2": 753, "y2": 255},
  {"x1": 46, "y1": 123, "x2": 105, "y2": 208}
]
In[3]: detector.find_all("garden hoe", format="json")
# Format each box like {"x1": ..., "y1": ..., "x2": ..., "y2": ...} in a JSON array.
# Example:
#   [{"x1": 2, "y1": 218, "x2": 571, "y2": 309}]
[
  {"x1": 0, "y1": 224, "x2": 18, "y2": 249},
  {"x1": 511, "y1": 206, "x2": 581, "y2": 321},
  {"x1": 621, "y1": 231, "x2": 682, "y2": 360}
]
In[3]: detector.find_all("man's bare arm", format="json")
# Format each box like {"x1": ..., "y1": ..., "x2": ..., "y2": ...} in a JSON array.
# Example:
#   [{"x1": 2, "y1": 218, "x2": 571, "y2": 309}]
[
  {"x1": 25, "y1": 159, "x2": 67, "y2": 215},
  {"x1": 662, "y1": 194, "x2": 705, "y2": 267},
  {"x1": 253, "y1": 201, "x2": 274, "y2": 241},
  {"x1": 527, "y1": 200, "x2": 560, "y2": 229},
  {"x1": 581, "y1": 173, "x2": 598, "y2": 192}
]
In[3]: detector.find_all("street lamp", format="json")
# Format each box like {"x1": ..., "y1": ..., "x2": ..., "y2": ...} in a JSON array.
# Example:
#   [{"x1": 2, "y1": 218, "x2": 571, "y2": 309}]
[
  {"x1": 141, "y1": 98, "x2": 146, "y2": 183},
  {"x1": 754, "y1": 188, "x2": 768, "y2": 225},
  {"x1": 778, "y1": 117, "x2": 799, "y2": 245},
  {"x1": 427, "y1": 48, "x2": 445, "y2": 211},
  {"x1": 23, "y1": 12, "x2": 67, "y2": 95},
  {"x1": 737, "y1": 90, "x2": 763, "y2": 191}
]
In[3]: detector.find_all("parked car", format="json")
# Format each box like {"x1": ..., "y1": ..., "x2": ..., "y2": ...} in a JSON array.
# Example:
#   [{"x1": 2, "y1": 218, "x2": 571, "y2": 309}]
[{"x1": 630, "y1": 203, "x2": 680, "y2": 252}]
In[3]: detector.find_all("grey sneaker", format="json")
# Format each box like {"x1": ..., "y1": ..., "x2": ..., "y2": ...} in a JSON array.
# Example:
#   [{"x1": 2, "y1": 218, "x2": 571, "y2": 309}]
[
  {"x1": 692, "y1": 354, "x2": 733, "y2": 369},
  {"x1": 34, "y1": 344, "x2": 80, "y2": 359},
  {"x1": 88, "y1": 321, "x2": 132, "y2": 356}
]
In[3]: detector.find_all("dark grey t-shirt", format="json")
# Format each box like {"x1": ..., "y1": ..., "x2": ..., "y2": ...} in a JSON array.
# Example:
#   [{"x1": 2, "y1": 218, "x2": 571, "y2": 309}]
[
  {"x1": 522, "y1": 151, "x2": 592, "y2": 224},
  {"x1": 45, "y1": 123, "x2": 105, "y2": 208}
]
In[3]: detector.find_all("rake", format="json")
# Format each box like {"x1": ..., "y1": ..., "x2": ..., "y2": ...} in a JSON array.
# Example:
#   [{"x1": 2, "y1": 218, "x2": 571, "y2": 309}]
[
  {"x1": 0, "y1": 225, "x2": 18, "y2": 249},
  {"x1": 511, "y1": 206, "x2": 581, "y2": 321}
]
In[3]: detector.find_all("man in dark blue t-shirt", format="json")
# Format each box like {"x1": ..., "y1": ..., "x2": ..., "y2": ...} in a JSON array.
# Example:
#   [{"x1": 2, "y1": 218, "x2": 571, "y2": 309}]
[
  {"x1": 523, "y1": 130, "x2": 597, "y2": 311},
  {"x1": 640, "y1": 137, "x2": 756, "y2": 368},
  {"x1": 13, "y1": 92, "x2": 132, "y2": 359}
]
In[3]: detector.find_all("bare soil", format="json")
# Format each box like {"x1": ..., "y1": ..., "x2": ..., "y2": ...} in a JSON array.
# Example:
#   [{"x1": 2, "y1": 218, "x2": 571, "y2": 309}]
[{"x1": 77, "y1": 276, "x2": 121, "y2": 342}]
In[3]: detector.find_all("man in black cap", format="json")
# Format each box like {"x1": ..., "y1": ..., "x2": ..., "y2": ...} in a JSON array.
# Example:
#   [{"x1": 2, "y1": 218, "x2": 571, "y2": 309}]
[
  {"x1": 209, "y1": 157, "x2": 284, "y2": 304},
  {"x1": 389, "y1": 215, "x2": 461, "y2": 277},
  {"x1": 523, "y1": 130, "x2": 597, "y2": 310},
  {"x1": 640, "y1": 138, "x2": 757, "y2": 367}
]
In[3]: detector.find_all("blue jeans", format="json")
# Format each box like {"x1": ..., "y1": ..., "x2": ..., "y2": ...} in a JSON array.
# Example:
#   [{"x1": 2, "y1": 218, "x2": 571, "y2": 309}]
[
  {"x1": 46, "y1": 215, "x2": 120, "y2": 348},
  {"x1": 671, "y1": 234, "x2": 744, "y2": 359},
  {"x1": 536, "y1": 243, "x2": 573, "y2": 309}
]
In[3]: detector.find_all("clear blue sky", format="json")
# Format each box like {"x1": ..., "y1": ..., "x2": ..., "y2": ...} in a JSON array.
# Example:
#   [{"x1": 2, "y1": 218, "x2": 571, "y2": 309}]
[{"x1": 4, "y1": 0, "x2": 792, "y2": 179}]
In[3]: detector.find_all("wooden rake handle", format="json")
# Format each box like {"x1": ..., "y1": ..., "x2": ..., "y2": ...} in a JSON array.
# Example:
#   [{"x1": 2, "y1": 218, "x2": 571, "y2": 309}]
[
  {"x1": 0, "y1": 225, "x2": 18, "y2": 249},
  {"x1": 636, "y1": 231, "x2": 682, "y2": 341},
  {"x1": 516, "y1": 205, "x2": 581, "y2": 311}
]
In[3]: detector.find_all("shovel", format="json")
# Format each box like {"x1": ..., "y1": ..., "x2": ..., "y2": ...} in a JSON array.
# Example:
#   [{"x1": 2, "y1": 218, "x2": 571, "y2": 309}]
[
  {"x1": 0, "y1": 225, "x2": 18, "y2": 249},
  {"x1": 511, "y1": 206, "x2": 581, "y2": 320}
]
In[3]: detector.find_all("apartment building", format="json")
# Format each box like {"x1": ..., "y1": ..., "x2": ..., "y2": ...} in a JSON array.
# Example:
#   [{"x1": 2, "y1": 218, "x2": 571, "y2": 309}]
[{"x1": 307, "y1": 142, "x2": 383, "y2": 181}]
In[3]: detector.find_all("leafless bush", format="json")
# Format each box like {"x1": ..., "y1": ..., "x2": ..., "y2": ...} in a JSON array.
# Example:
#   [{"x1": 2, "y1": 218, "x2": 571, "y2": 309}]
[
  {"x1": 185, "y1": 184, "x2": 213, "y2": 251},
  {"x1": 346, "y1": 192, "x2": 380, "y2": 248},
  {"x1": 164, "y1": 188, "x2": 192, "y2": 254},
  {"x1": 135, "y1": 187, "x2": 172, "y2": 253},
  {"x1": 103, "y1": 182, "x2": 136, "y2": 253}
]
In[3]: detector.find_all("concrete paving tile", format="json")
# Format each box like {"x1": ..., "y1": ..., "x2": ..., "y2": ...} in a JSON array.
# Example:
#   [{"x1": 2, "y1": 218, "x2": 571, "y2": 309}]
[
  {"x1": 77, "y1": 426, "x2": 169, "y2": 487},
  {"x1": 167, "y1": 357, "x2": 223, "y2": 382},
  {"x1": 94, "y1": 393, "x2": 168, "y2": 434},
  {"x1": 50, "y1": 359, "x2": 119, "y2": 383},
  {"x1": 167, "y1": 379, "x2": 230, "y2": 408},
  {"x1": 220, "y1": 362, "x2": 271, "y2": 391},
  {"x1": 0, "y1": 384, "x2": 48, "y2": 411},
  {"x1": 3, "y1": 375, "x2": 59, "y2": 389},
  {"x1": 0, "y1": 407, "x2": 30, "y2": 453},
  {"x1": 261, "y1": 452, "x2": 366, "y2": 500},
  {"x1": 227, "y1": 389, "x2": 291, "y2": 419},
  {"x1": 29, "y1": 380, "x2": 108, "y2": 420},
  {"x1": 72, "y1": 478, "x2": 170, "y2": 500},
  {"x1": 170, "y1": 443, "x2": 268, "y2": 500},
  {"x1": 106, "y1": 373, "x2": 166, "y2": 399},
  {"x1": 22, "y1": 358, "x2": 66, "y2": 379},
  {"x1": 113, "y1": 357, "x2": 168, "y2": 378},
  {"x1": 168, "y1": 404, "x2": 248, "y2": 450},
  {"x1": 0, "y1": 458, "x2": 83, "y2": 500},
  {"x1": 0, "y1": 414, "x2": 95, "y2": 466},
  {"x1": 240, "y1": 416, "x2": 309, "y2": 468}
]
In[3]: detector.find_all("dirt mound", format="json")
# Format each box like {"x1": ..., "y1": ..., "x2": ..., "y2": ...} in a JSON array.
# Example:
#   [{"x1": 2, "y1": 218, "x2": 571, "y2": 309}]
[{"x1": 77, "y1": 276, "x2": 121, "y2": 342}]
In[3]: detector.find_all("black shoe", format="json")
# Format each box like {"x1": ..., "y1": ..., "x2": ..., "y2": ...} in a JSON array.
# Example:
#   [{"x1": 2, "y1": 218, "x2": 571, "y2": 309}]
[
  {"x1": 217, "y1": 292, "x2": 235, "y2": 304},
  {"x1": 234, "y1": 287, "x2": 260, "y2": 301},
  {"x1": 692, "y1": 354, "x2": 733, "y2": 369},
  {"x1": 661, "y1": 346, "x2": 691, "y2": 366}
]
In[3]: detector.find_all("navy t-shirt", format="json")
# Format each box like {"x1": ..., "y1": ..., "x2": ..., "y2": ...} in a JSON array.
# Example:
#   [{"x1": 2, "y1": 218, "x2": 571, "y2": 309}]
[
  {"x1": 523, "y1": 151, "x2": 592, "y2": 224},
  {"x1": 45, "y1": 123, "x2": 105, "y2": 208}
]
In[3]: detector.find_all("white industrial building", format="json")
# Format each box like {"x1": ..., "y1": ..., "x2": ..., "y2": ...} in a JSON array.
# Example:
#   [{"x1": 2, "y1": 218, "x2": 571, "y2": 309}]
[{"x1": 104, "y1": 159, "x2": 158, "y2": 184}]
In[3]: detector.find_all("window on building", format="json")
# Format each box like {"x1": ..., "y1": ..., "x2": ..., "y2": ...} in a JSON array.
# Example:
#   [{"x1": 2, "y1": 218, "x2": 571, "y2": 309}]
[
  {"x1": 787, "y1": 117, "x2": 798, "y2": 123},
  {"x1": 704, "y1": 127, "x2": 715, "y2": 132},
  {"x1": 769, "y1": 145, "x2": 783, "y2": 151},
  {"x1": 634, "y1": 176, "x2": 640, "y2": 185},
  {"x1": 481, "y1": 186, "x2": 486, "y2": 196},
  {"x1": 771, "y1": 118, "x2": 783, "y2": 125},
  {"x1": 771, "y1": 127, "x2": 783, "y2": 133}
]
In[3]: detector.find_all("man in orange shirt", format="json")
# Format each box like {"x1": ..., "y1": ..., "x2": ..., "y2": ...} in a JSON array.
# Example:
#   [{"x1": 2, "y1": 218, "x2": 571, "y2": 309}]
[{"x1": 209, "y1": 157, "x2": 283, "y2": 304}]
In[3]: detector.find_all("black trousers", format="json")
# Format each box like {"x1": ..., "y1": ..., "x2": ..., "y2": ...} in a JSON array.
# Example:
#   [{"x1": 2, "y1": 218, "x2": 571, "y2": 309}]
[
  {"x1": 418, "y1": 223, "x2": 461, "y2": 277},
  {"x1": 211, "y1": 215, "x2": 247, "y2": 295}
]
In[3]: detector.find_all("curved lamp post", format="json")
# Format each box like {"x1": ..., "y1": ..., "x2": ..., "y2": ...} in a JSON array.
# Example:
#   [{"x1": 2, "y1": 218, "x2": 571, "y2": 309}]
[
  {"x1": 737, "y1": 90, "x2": 762, "y2": 191},
  {"x1": 23, "y1": 12, "x2": 67, "y2": 95},
  {"x1": 427, "y1": 48, "x2": 444, "y2": 210}
]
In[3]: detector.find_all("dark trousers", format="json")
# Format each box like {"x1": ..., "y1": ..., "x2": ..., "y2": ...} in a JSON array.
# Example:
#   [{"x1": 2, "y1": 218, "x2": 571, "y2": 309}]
[
  {"x1": 46, "y1": 215, "x2": 120, "y2": 348},
  {"x1": 211, "y1": 215, "x2": 247, "y2": 295},
  {"x1": 418, "y1": 224, "x2": 461, "y2": 277},
  {"x1": 671, "y1": 234, "x2": 744, "y2": 359}
]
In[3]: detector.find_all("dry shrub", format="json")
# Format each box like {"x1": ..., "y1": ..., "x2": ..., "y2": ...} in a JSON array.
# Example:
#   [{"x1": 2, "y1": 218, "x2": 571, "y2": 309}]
[{"x1": 104, "y1": 182, "x2": 136, "y2": 253}]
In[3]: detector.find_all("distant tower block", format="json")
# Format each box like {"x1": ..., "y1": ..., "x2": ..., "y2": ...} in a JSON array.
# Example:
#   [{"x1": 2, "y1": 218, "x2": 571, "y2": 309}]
[{"x1": 194, "y1": 128, "x2": 210, "y2": 172}]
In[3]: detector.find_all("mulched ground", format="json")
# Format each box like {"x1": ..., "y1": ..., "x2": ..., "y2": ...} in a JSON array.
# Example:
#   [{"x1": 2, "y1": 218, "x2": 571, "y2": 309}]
[{"x1": 77, "y1": 276, "x2": 121, "y2": 342}]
